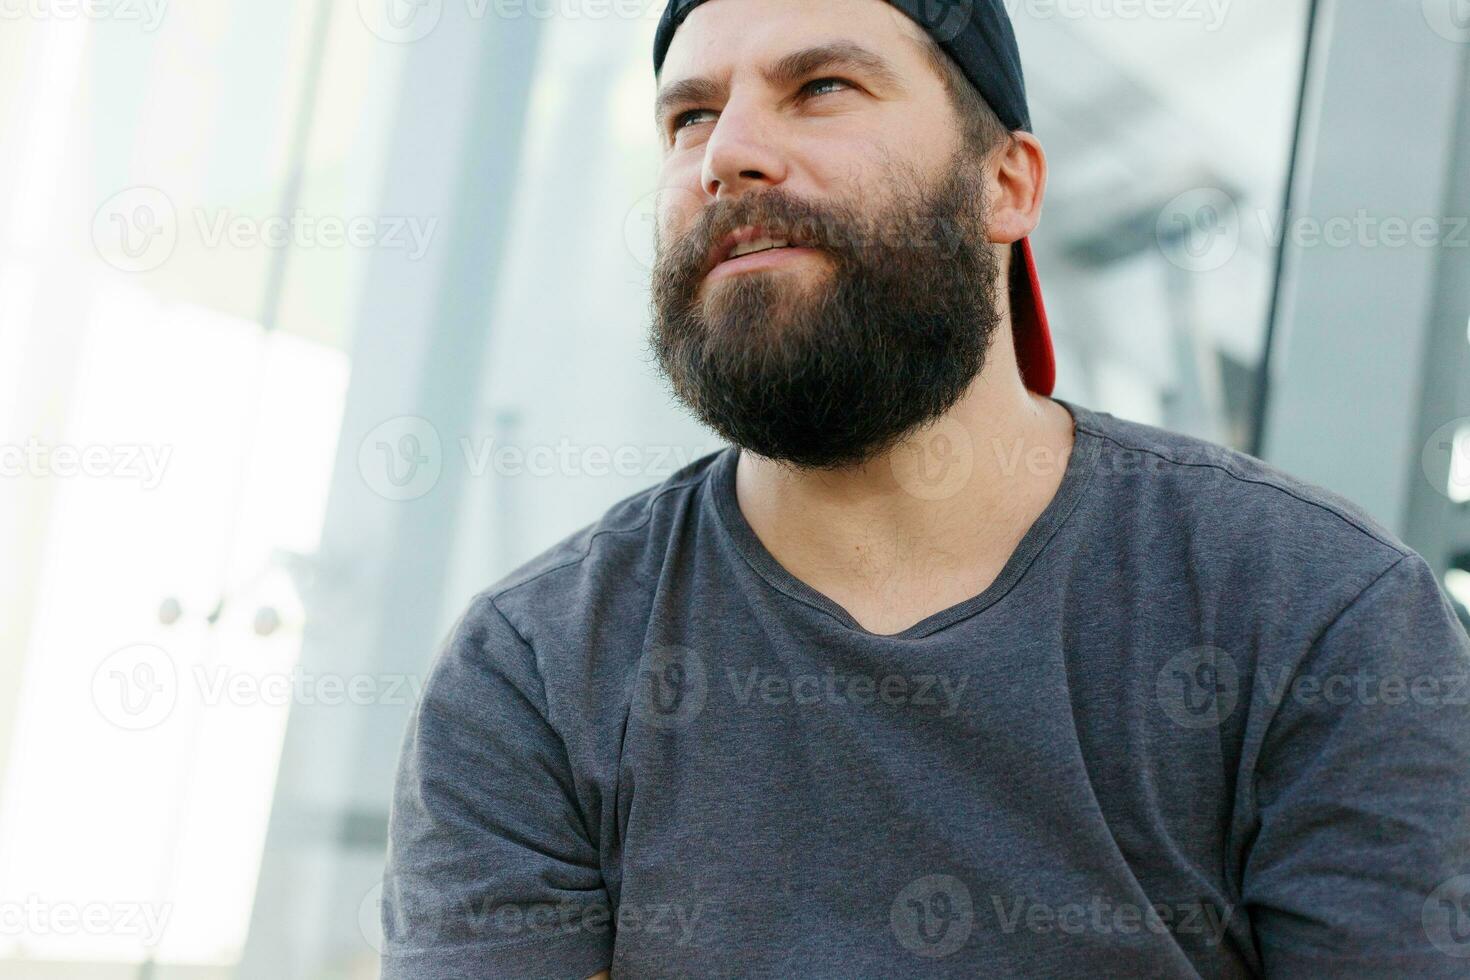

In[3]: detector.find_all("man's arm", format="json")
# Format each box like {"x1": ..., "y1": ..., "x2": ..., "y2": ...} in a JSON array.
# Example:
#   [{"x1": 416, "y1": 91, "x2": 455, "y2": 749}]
[
  {"x1": 380, "y1": 594, "x2": 614, "y2": 979},
  {"x1": 1244, "y1": 553, "x2": 1470, "y2": 977}
]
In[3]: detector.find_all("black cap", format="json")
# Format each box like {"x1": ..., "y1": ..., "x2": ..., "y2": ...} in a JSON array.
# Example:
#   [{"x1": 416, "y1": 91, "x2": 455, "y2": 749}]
[{"x1": 654, "y1": 0, "x2": 1032, "y2": 131}]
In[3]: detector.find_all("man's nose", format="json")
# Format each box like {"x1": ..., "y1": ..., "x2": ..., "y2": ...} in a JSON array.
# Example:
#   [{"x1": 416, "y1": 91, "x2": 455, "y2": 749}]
[{"x1": 699, "y1": 100, "x2": 789, "y2": 200}]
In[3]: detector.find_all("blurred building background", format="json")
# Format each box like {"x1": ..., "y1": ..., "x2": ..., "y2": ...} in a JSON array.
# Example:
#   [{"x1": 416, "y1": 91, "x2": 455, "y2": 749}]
[{"x1": 0, "y1": 0, "x2": 1466, "y2": 976}]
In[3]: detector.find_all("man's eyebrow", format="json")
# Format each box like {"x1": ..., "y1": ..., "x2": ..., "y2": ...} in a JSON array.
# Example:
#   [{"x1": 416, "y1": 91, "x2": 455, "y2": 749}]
[{"x1": 654, "y1": 41, "x2": 905, "y2": 128}]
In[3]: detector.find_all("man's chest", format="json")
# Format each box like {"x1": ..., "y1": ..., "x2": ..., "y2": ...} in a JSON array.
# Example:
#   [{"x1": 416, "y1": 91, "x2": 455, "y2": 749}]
[{"x1": 594, "y1": 622, "x2": 1252, "y2": 977}]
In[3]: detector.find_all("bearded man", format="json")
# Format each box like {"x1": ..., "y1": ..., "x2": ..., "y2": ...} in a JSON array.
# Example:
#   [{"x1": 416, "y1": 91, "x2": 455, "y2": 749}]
[{"x1": 381, "y1": 1, "x2": 1470, "y2": 976}]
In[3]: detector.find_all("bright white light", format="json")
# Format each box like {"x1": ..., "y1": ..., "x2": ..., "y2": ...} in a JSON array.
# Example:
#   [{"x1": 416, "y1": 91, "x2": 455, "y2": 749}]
[
  {"x1": 1447, "y1": 570, "x2": 1470, "y2": 617},
  {"x1": 0, "y1": 266, "x2": 37, "y2": 438},
  {"x1": 9, "y1": 19, "x2": 90, "y2": 254},
  {"x1": 1451, "y1": 425, "x2": 1470, "y2": 506},
  {"x1": 0, "y1": 288, "x2": 347, "y2": 966}
]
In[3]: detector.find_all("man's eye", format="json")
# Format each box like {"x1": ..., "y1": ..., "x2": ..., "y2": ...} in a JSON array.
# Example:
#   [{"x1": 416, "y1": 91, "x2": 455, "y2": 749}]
[
  {"x1": 670, "y1": 78, "x2": 853, "y2": 137},
  {"x1": 673, "y1": 109, "x2": 715, "y2": 132},
  {"x1": 802, "y1": 77, "x2": 852, "y2": 98}
]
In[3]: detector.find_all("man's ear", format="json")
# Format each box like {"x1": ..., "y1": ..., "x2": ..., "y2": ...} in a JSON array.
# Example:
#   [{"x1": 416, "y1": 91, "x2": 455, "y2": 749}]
[{"x1": 985, "y1": 131, "x2": 1047, "y2": 246}]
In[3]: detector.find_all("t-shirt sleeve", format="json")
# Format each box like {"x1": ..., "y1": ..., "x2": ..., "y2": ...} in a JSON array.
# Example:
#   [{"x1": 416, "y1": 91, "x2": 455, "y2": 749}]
[
  {"x1": 380, "y1": 593, "x2": 613, "y2": 980},
  {"x1": 1244, "y1": 553, "x2": 1470, "y2": 978}
]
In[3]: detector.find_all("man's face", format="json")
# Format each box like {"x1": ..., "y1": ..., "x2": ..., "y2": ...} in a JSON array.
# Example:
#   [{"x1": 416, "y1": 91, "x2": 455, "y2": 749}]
[{"x1": 650, "y1": 0, "x2": 1007, "y2": 470}]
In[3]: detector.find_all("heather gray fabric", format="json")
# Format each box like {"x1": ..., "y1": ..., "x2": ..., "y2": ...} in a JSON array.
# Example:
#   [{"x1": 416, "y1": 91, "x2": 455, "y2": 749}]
[{"x1": 382, "y1": 398, "x2": 1470, "y2": 979}]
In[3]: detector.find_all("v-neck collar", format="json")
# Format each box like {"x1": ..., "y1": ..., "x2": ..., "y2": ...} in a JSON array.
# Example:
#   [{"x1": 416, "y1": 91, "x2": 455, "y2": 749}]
[{"x1": 706, "y1": 398, "x2": 1104, "y2": 640}]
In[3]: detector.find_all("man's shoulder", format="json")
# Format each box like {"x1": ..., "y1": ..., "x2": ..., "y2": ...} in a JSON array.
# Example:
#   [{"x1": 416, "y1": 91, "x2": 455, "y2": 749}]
[
  {"x1": 482, "y1": 445, "x2": 729, "y2": 617},
  {"x1": 1071, "y1": 402, "x2": 1411, "y2": 570}
]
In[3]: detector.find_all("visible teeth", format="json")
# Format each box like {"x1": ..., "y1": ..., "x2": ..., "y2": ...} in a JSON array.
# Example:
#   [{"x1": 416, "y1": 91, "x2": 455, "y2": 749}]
[{"x1": 728, "y1": 236, "x2": 791, "y2": 259}]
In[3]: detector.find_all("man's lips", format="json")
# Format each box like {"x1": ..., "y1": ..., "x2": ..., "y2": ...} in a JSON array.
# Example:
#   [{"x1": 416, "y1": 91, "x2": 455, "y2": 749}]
[
  {"x1": 704, "y1": 245, "x2": 821, "y2": 283},
  {"x1": 702, "y1": 223, "x2": 817, "y2": 279}
]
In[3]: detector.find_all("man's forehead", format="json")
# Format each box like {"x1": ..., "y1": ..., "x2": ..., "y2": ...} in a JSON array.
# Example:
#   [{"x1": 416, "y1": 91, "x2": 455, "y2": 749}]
[{"x1": 657, "y1": 0, "x2": 926, "y2": 82}]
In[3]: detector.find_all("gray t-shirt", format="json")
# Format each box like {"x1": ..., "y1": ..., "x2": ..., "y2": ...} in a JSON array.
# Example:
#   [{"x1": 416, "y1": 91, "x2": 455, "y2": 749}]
[{"x1": 382, "y1": 398, "x2": 1470, "y2": 979}]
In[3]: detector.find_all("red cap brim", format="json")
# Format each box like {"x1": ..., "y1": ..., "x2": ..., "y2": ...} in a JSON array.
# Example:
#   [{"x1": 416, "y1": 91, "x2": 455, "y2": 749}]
[{"x1": 1011, "y1": 237, "x2": 1055, "y2": 396}]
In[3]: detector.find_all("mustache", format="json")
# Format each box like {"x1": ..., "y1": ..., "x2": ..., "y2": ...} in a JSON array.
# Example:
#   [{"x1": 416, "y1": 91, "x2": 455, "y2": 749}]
[
  {"x1": 660, "y1": 187, "x2": 971, "y2": 279},
  {"x1": 662, "y1": 188, "x2": 842, "y2": 273}
]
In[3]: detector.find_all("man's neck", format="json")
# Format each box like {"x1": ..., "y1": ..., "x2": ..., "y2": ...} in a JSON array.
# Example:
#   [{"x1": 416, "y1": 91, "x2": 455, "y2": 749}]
[{"x1": 733, "y1": 359, "x2": 1076, "y2": 636}]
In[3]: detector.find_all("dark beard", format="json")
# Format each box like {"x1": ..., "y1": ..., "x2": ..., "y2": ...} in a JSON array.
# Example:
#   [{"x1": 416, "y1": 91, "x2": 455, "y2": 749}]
[{"x1": 649, "y1": 153, "x2": 1004, "y2": 471}]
